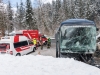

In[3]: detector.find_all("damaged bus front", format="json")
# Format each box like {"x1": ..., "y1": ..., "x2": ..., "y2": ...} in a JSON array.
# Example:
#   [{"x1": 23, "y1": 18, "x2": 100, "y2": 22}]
[{"x1": 56, "y1": 19, "x2": 97, "y2": 62}]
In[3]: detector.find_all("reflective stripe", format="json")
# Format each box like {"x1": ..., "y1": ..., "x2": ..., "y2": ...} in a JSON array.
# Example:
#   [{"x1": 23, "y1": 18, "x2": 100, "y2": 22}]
[
  {"x1": 20, "y1": 46, "x2": 30, "y2": 50},
  {"x1": 14, "y1": 36, "x2": 19, "y2": 43}
]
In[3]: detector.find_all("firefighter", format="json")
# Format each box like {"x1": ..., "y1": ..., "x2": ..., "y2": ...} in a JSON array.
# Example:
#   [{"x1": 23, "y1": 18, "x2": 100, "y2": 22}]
[
  {"x1": 40, "y1": 36, "x2": 43, "y2": 50},
  {"x1": 33, "y1": 38, "x2": 37, "y2": 50},
  {"x1": 47, "y1": 38, "x2": 51, "y2": 49},
  {"x1": 33, "y1": 38, "x2": 36, "y2": 45}
]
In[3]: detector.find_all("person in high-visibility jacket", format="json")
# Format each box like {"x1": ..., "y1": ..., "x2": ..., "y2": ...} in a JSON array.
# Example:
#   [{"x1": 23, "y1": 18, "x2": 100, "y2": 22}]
[
  {"x1": 33, "y1": 38, "x2": 37, "y2": 45},
  {"x1": 40, "y1": 37, "x2": 43, "y2": 50},
  {"x1": 32, "y1": 38, "x2": 37, "y2": 50},
  {"x1": 47, "y1": 38, "x2": 51, "y2": 48}
]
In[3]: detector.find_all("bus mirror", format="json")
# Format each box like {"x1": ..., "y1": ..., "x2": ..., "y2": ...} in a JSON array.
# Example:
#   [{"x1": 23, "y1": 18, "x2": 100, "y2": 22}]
[{"x1": 96, "y1": 28, "x2": 99, "y2": 31}]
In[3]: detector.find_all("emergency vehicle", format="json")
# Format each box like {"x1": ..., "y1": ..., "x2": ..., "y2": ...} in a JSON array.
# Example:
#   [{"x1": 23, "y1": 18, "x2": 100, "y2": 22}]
[
  {"x1": 0, "y1": 35, "x2": 36, "y2": 56},
  {"x1": 15, "y1": 30, "x2": 47, "y2": 46}
]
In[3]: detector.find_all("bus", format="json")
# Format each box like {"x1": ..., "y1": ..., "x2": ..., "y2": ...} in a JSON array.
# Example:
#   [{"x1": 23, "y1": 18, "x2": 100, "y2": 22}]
[{"x1": 55, "y1": 19, "x2": 97, "y2": 62}]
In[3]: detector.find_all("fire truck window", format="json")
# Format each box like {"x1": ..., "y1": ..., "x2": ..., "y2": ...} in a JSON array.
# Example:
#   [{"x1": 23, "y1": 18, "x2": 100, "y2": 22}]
[
  {"x1": 42, "y1": 35, "x2": 46, "y2": 38},
  {"x1": 14, "y1": 41, "x2": 28, "y2": 48}
]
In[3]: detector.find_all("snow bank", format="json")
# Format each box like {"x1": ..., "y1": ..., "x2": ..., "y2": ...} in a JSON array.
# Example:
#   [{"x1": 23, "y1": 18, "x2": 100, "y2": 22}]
[
  {"x1": 9, "y1": 31, "x2": 16, "y2": 35},
  {"x1": 0, "y1": 54, "x2": 100, "y2": 75}
]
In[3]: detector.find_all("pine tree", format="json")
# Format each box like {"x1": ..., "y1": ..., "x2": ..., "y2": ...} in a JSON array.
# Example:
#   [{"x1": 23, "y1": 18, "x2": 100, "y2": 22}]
[
  {"x1": 55, "y1": 0, "x2": 61, "y2": 20},
  {"x1": 18, "y1": 0, "x2": 25, "y2": 29},
  {"x1": 52, "y1": 0, "x2": 56, "y2": 24},
  {"x1": 13, "y1": 2, "x2": 20, "y2": 30},
  {"x1": 26, "y1": 0, "x2": 37, "y2": 30},
  {"x1": 0, "y1": 11, "x2": 6, "y2": 36},
  {"x1": 8, "y1": 1, "x2": 13, "y2": 32},
  {"x1": 63, "y1": 0, "x2": 69, "y2": 19}
]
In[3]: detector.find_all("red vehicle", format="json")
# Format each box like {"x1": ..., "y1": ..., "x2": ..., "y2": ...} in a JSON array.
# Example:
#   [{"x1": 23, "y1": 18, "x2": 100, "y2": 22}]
[{"x1": 15, "y1": 30, "x2": 47, "y2": 46}]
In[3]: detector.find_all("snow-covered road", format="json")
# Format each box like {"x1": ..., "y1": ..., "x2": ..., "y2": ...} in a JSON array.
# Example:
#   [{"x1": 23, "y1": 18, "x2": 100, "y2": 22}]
[{"x1": 30, "y1": 43, "x2": 56, "y2": 57}]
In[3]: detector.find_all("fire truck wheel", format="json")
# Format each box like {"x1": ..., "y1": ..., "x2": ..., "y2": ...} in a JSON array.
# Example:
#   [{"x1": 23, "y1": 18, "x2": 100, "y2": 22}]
[
  {"x1": 33, "y1": 48, "x2": 35, "y2": 52},
  {"x1": 16, "y1": 53, "x2": 21, "y2": 56}
]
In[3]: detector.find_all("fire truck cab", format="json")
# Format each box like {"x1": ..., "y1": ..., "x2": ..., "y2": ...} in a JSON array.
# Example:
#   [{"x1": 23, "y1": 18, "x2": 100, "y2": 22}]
[{"x1": 0, "y1": 35, "x2": 35, "y2": 56}]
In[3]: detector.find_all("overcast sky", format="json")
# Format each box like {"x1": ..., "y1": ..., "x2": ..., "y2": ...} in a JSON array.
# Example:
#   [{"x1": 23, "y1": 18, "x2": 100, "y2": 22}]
[
  {"x1": 3, "y1": 0, "x2": 36, "y2": 7},
  {"x1": 3, "y1": 0, "x2": 53, "y2": 7},
  {"x1": 3, "y1": 0, "x2": 54, "y2": 12}
]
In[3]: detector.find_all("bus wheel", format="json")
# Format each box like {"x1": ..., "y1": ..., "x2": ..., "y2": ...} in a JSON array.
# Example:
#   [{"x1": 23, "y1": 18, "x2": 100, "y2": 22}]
[{"x1": 16, "y1": 53, "x2": 21, "y2": 56}]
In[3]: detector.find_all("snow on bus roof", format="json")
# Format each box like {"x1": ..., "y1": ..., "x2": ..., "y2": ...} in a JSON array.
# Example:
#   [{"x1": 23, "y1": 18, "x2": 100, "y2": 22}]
[{"x1": 61, "y1": 19, "x2": 95, "y2": 26}]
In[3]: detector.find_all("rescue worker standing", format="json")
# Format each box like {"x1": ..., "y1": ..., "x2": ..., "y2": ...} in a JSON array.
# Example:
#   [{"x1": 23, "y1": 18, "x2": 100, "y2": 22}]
[
  {"x1": 40, "y1": 37, "x2": 43, "y2": 50},
  {"x1": 47, "y1": 38, "x2": 51, "y2": 49},
  {"x1": 33, "y1": 38, "x2": 37, "y2": 50}
]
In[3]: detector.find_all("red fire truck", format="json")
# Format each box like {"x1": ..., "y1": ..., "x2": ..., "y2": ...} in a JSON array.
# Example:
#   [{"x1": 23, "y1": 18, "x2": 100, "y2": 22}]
[{"x1": 15, "y1": 30, "x2": 47, "y2": 46}]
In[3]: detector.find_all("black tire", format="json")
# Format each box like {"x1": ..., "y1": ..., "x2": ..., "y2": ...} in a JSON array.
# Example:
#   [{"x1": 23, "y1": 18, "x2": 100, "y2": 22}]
[
  {"x1": 94, "y1": 50, "x2": 100, "y2": 57},
  {"x1": 44, "y1": 41, "x2": 47, "y2": 45},
  {"x1": 16, "y1": 53, "x2": 21, "y2": 56},
  {"x1": 34, "y1": 47, "x2": 37, "y2": 50},
  {"x1": 33, "y1": 48, "x2": 35, "y2": 52}
]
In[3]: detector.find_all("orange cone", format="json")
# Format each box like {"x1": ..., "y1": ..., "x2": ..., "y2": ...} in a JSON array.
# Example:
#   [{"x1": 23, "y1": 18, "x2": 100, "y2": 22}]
[{"x1": 38, "y1": 51, "x2": 41, "y2": 55}]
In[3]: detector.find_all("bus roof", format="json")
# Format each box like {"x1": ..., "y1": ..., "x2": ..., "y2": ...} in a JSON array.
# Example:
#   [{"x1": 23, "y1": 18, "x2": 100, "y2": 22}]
[{"x1": 61, "y1": 19, "x2": 95, "y2": 26}]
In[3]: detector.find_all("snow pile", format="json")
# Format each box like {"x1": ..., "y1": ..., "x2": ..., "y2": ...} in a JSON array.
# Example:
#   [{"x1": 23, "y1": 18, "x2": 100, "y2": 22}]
[
  {"x1": 9, "y1": 31, "x2": 16, "y2": 35},
  {"x1": 0, "y1": 54, "x2": 100, "y2": 75}
]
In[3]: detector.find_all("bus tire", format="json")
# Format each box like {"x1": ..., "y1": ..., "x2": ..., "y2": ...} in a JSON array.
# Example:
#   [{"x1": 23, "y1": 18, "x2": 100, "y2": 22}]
[{"x1": 16, "y1": 53, "x2": 21, "y2": 56}]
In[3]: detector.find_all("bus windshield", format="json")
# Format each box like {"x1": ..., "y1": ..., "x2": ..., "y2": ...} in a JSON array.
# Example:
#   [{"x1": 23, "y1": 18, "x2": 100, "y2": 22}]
[{"x1": 60, "y1": 25, "x2": 96, "y2": 52}]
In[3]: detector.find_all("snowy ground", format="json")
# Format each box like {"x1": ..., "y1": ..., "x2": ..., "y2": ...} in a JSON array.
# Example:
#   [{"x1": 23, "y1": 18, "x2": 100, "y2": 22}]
[
  {"x1": 30, "y1": 44, "x2": 56, "y2": 57},
  {"x1": 0, "y1": 54, "x2": 100, "y2": 75}
]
